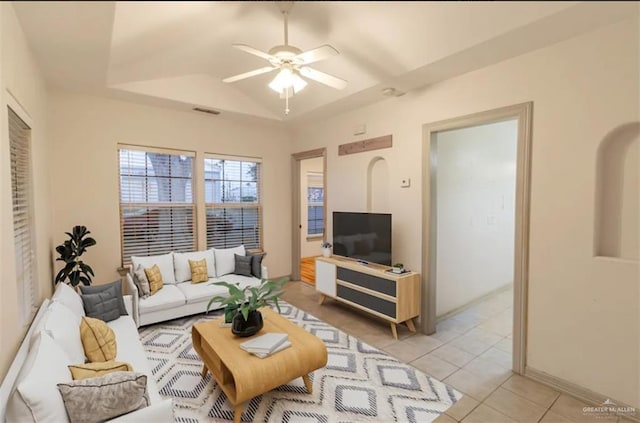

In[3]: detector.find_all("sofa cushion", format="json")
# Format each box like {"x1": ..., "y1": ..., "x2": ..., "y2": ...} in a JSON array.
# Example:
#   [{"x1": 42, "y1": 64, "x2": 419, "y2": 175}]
[
  {"x1": 138, "y1": 284, "x2": 185, "y2": 314},
  {"x1": 80, "y1": 316, "x2": 117, "y2": 362},
  {"x1": 177, "y1": 274, "x2": 261, "y2": 306},
  {"x1": 57, "y1": 372, "x2": 150, "y2": 423},
  {"x1": 68, "y1": 361, "x2": 133, "y2": 380},
  {"x1": 144, "y1": 264, "x2": 164, "y2": 295},
  {"x1": 108, "y1": 316, "x2": 161, "y2": 403},
  {"x1": 131, "y1": 253, "x2": 176, "y2": 284},
  {"x1": 80, "y1": 280, "x2": 127, "y2": 316},
  {"x1": 51, "y1": 282, "x2": 85, "y2": 318},
  {"x1": 6, "y1": 332, "x2": 72, "y2": 423},
  {"x1": 173, "y1": 250, "x2": 215, "y2": 282},
  {"x1": 214, "y1": 245, "x2": 245, "y2": 277},
  {"x1": 81, "y1": 290, "x2": 121, "y2": 322},
  {"x1": 247, "y1": 251, "x2": 265, "y2": 279},
  {"x1": 189, "y1": 259, "x2": 208, "y2": 283},
  {"x1": 133, "y1": 264, "x2": 151, "y2": 298},
  {"x1": 42, "y1": 301, "x2": 86, "y2": 364},
  {"x1": 234, "y1": 254, "x2": 253, "y2": 277}
]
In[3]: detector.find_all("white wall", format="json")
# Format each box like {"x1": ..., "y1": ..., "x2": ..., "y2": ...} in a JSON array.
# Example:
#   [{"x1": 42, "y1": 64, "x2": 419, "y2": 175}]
[
  {"x1": 48, "y1": 91, "x2": 292, "y2": 283},
  {"x1": 300, "y1": 156, "x2": 323, "y2": 258},
  {"x1": 0, "y1": 3, "x2": 51, "y2": 380},
  {"x1": 291, "y1": 17, "x2": 639, "y2": 408},
  {"x1": 435, "y1": 120, "x2": 517, "y2": 316}
]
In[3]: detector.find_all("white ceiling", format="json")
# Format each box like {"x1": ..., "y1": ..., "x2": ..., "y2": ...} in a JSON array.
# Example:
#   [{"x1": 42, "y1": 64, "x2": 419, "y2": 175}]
[{"x1": 12, "y1": 1, "x2": 636, "y2": 123}]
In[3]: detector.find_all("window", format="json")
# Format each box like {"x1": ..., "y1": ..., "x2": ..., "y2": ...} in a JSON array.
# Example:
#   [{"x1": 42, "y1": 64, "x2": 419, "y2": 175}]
[
  {"x1": 119, "y1": 147, "x2": 195, "y2": 265},
  {"x1": 9, "y1": 106, "x2": 37, "y2": 324},
  {"x1": 307, "y1": 172, "x2": 324, "y2": 237},
  {"x1": 204, "y1": 156, "x2": 262, "y2": 249}
]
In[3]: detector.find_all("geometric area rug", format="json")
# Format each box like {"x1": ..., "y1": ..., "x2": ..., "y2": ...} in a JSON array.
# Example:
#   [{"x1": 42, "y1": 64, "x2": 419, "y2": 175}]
[{"x1": 139, "y1": 302, "x2": 462, "y2": 422}]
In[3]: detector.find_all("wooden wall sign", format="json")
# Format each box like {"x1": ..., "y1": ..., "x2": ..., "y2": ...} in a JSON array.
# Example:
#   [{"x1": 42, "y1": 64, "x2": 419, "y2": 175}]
[{"x1": 338, "y1": 135, "x2": 392, "y2": 156}]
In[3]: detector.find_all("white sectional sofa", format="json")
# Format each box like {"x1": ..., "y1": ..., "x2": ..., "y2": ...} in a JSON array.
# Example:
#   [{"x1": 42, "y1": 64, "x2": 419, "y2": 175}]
[
  {"x1": 0, "y1": 283, "x2": 174, "y2": 423},
  {"x1": 125, "y1": 246, "x2": 267, "y2": 327}
]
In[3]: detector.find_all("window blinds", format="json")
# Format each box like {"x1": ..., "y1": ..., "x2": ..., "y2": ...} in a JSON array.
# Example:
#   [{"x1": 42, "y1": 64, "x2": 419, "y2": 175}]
[
  {"x1": 119, "y1": 147, "x2": 195, "y2": 265},
  {"x1": 9, "y1": 107, "x2": 36, "y2": 323},
  {"x1": 204, "y1": 156, "x2": 262, "y2": 250}
]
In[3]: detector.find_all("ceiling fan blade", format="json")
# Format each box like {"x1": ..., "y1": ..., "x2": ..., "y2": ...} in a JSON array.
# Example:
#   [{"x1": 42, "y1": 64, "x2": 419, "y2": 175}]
[
  {"x1": 294, "y1": 45, "x2": 339, "y2": 65},
  {"x1": 223, "y1": 66, "x2": 276, "y2": 83},
  {"x1": 299, "y1": 66, "x2": 347, "y2": 90},
  {"x1": 232, "y1": 44, "x2": 277, "y2": 62}
]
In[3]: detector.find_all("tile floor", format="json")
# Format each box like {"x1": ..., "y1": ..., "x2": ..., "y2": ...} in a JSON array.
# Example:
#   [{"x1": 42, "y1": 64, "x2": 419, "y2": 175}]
[{"x1": 281, "y1": 281, "x2": 633, "y2": 423}]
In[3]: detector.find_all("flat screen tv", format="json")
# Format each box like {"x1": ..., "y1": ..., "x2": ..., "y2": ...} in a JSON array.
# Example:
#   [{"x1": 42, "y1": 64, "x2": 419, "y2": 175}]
[{"x1": 332, "y1": 212, "x2": 392, "y2": 266}]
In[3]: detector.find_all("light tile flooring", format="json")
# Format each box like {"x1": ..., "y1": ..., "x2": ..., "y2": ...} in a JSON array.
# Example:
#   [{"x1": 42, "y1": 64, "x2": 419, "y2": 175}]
[{"x1": 282, "y1": 281, "x2": 631, "y2": 423}]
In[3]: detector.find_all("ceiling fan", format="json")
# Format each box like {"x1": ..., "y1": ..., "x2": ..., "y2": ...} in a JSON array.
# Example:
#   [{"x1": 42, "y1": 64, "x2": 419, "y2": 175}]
[{"x1": 222, "y1": 3, "x2": 347, "y2": 115}]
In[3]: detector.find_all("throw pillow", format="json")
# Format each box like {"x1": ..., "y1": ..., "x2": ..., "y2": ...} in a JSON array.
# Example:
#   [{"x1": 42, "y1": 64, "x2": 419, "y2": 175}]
[
  {"x1": 233, "y1": 254, "x2": 253, "y2": 277},
  {"x1": 51, "y1": 282, "x2": 85, "y2": 317},
  {"x1": 248, "y1": 251, "x2": 265, "y2": 279},
  {"x1": 131, "y1": 253, "x2": 176, "y2": 284},
  {"x1": 42, "y1": 302, "x2": 86, "y2": 364},
  {"x1": 80, "y1": 280, "x2": 127, "y2": 315},
  {"x1": 57, "y1": 372, "x2": 149, "y2": 423},
  {"x1": 80, "y1": 316, "x2": 117, "y2": 362},
  {"x1": 133, "y1": 264, "x2": 151, "y2": 298},
  {"x1": 213, "y1": 245, "x2": 245, "y2": 276},
  {"x1": 144, "y1": 264, "x2": 163, "y2": 295},
  {"x1": 68, "y1": 361, "x2": 133, "y2": 380},
  {"x1": 189, "y1": 258, "x2": 208, "y2": 284},
  {"x1": 81, "y1": 290, "x2": 121, "y2": 322},
  {"x1": 174, "y1": 250, "x2": 216, "y2": 282}
]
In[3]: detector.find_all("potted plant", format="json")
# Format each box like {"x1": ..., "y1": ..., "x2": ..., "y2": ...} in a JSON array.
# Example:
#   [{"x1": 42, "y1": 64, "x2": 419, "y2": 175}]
[
  {"x1": 321, "y1": 241, "x2": 332, "y2": 258},
  {"x1": 392, "y1": 262, "x2": 405, "y2": 274},
  {"x1": 54, "y1": 225, "x2": 97, "y2": 287},
  {"x1": 206, "y1": 277, "x2": 289, "y2": 337}
]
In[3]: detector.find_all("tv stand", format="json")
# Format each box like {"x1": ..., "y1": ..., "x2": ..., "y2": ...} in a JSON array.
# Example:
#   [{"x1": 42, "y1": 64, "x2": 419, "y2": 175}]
[{"x1": 315, "y1": 256, "x2": 420, "y2": 339}]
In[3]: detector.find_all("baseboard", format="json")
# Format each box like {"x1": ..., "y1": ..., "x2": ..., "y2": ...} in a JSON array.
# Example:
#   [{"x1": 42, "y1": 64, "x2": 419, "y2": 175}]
[
  {"x1": 525, "y1": 366, "x2": 638, "y2": 422},
  {"x1": 436, "y1": 283, "x2": 512, "y2": 322}
]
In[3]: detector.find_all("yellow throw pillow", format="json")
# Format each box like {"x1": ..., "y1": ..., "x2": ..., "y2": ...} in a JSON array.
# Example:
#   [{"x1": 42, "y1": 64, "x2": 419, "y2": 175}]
[
  {"x1": 189, "y1": 258, "x2": 208, "y2": 284},
  {"x1": 144, "y1": 264, "x2": 163, "y2": 295},
  {"x1": 80, "y1": 316, "x2": 117, "y2": 362},
  {"x1": 68, "y1": 361, "x2": 133, "y2": 380}
]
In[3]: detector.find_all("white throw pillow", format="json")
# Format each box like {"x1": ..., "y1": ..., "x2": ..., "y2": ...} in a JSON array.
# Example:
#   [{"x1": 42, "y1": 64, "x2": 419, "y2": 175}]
[
  {"x1": 213, "y1": 245, "x2": 245, "y2": 277},
  {"x1": 173, "y1": 250, "x2": 216, "y2": 282},
  {"x1": 51, "y1": 282, "x2": 85, "y2": 318},
  {"x1": 6, "y1": 332, "x2": 72, "y2": 423},
  {"x1": 42, "y1": 302, "x2": 86, "y2": 364},
  {"x1": 131, "y1": 253, "x2": 176, "y2": 284}
]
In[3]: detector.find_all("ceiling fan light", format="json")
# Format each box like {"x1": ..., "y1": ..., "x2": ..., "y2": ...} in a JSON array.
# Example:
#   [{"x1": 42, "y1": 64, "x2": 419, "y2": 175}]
[{"x1": 269, "y1": 68, "x2": 307, "y2": 94}]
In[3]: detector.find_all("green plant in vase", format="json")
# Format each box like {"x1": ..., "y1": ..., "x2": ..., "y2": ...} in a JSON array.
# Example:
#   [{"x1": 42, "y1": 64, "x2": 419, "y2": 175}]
[
  {"x1": 206, "y1": 277, "x2": 289, "y2": 337},
  {"x1": 54, "y1": 225, "x2": 97, "y2": 287}
]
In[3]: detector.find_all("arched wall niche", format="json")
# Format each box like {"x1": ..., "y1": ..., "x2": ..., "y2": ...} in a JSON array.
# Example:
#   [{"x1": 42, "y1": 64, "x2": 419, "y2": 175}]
[
  {"x1": 594, "y1": 122, "x2": 639, "y2": 260},
  {"x1": 366, "y1": 156, "x2": 390, "y2": 212}
]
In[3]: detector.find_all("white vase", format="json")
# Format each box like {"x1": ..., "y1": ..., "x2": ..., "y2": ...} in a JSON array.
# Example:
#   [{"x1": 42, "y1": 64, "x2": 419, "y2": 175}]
[{"x1": 322, "y1": 248, "x2": 331, "y2": 258}]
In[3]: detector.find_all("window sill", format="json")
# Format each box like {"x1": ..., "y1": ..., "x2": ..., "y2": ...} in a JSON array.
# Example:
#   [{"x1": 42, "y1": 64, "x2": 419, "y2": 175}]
[{"x1": 306, "y1": 235, "x2": 323, "y2": 241}]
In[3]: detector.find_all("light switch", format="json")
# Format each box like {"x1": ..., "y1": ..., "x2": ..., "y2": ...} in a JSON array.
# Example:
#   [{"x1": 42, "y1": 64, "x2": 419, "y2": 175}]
[{"x1": 400, "y1": 178, "x2": 411, "y2": 188}]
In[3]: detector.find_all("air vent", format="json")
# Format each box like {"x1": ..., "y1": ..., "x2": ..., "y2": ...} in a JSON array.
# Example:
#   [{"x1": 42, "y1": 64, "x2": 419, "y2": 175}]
[{"x1": 192, "y1": 107, "x2": 220, "y2": 116}]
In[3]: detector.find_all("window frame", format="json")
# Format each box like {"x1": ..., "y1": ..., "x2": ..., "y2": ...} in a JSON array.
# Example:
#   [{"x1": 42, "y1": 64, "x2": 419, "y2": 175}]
[
  {"x1": 118, "y1": 144, "x2": 197, "y2": 266},
  {"x1": 203, "y1": 153, "x2": 263, "y2": 251}
]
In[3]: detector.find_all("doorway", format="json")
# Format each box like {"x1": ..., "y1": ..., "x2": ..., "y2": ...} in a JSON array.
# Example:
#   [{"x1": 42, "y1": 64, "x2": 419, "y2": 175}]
[
  {"x1": 291, "y1": 148, "x2": 327, "y2": 283},
  {"x1": 421, "y1": 103, "x2": 532, "y2": 374}
]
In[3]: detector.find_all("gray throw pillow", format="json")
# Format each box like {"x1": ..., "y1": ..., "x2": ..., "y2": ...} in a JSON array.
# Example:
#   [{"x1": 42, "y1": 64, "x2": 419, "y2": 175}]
[
  {"x1": 234, "y1": 254, "x2": 253, "y2": 277},
  {"x1": 81, "y1": 291, "x2": 120, "y2": 322},
  {"x1": 248, "y1": 252, "x2": 265, "y2": 279},
  {"x1": 80, "y1": 280, "x2": 127, "y2": 315},
  {"x1": 133, "y1": 264, "x2": 151, "y2": 298},
  {"x1": 57, "y1": 372, "x2": 149, "y2": 423}
]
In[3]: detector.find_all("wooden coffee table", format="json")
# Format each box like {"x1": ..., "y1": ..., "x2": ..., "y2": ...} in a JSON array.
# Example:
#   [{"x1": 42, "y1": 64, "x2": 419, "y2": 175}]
[{"x1": 192, "y1": 307, "x2": 328, "y2": 423}]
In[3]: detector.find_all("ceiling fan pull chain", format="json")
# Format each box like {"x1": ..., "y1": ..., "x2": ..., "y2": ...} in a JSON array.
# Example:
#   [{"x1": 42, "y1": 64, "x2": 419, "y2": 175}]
[{"x1": 285, "y1": 89, "x2": 290, "y2": 115}]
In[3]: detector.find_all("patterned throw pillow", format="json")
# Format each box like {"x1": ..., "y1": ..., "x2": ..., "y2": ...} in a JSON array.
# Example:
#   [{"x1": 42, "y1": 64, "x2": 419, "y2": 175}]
[
  {"x1": 144, "y1": 264, "x2": 163, "y2": 295},
  {"x1": 68, "y1": 361, "x2": 133, "y2": 380},
  {"x1": 189, "y1": 259, "x2": 208, "y2": 284},
  {"x1": 57, "y1": 372, "x2": 149, "y2": 423},
  {"x1": 80, "y1": 316, "x2": 117, "y2": 362},
  {"x1": 133, "y1": 264, "x2": 151, "y2": 298}
]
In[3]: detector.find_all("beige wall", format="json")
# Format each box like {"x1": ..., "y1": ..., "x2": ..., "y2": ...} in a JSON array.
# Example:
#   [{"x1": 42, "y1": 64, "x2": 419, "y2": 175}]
[
  {"x1": 300, "y1": 157, "x2": 323, "y2": 258},
  {"x1": 0, "y1": 3, "x2": 52, "y2": 380},
  {"x1": 435, "y1": 120, "x2": 517, "y2": 316},
  {"x1": 291, "y1": 17, "x2": 639, "y2": 407},
  {"x1": 48, "y1": 92, "x2": 293, "y2": 284}
]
